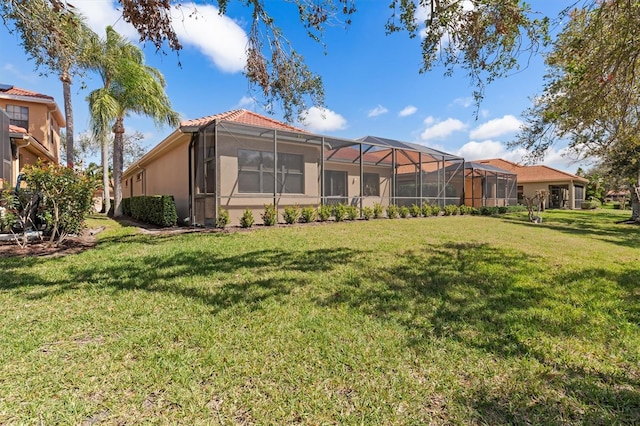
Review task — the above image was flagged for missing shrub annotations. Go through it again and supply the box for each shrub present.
[300,206,317,223]
[386,204,399,219]
[459,205,472,215]
[373,202,384,219]
[283,205,301,224]
[318,204,332,222]
[345,205,359,220]
[240,208,255,228]
[443,205,459,216]
[498,206,508,214]
[216,207,230,229]
[125,195,178,227]
[362,206,374,220]
[581,200,600,210]
[421,204,432,217]
[399,206,410,218]
[409,204,421,217]
[430,205,441,216]
[333,203,347,222]
[20,162,100,245]
[261,204,278,226]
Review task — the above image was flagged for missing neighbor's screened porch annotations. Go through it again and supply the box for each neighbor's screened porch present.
[191,120,465,226]
[464,162,518,208]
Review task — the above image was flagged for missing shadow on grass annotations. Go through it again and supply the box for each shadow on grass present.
[500,211,640,248]
[1,237,364,315]
[317,241,640,424]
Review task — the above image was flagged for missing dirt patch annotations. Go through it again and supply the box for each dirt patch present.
[0,231,98,259]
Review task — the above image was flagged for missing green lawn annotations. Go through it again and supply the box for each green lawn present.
[1,209,639,424]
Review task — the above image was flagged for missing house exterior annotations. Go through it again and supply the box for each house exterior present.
[123,109,465,226]
[464,162,518,207]
[0,84,64,187]
[475,158,588,209]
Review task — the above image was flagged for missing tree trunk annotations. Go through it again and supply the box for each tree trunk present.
[112,116,125,218]
[61,70,74,168]
[101,134,110,214]
[631,184,640,222]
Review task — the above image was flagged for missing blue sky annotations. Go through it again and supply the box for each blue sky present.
[0,0,586,172]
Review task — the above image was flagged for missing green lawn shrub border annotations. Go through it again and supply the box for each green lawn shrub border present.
[123,195,178,227]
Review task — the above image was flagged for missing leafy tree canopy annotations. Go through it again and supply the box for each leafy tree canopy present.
[10,0,551,121]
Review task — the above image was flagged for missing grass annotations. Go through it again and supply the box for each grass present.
[1,209,639,424]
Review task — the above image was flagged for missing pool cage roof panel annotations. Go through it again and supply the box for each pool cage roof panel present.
[204,119,463,163]
[465,162,517,176]
[358,135,464,162]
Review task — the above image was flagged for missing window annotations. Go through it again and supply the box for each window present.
[136,172,143,181]
[6,105,28,130]
[324,170,347,204]
[363,173,380,196]
[517,185,524,201]
[238,149,304,194]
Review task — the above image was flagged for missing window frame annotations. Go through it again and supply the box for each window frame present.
[237,148,304,194]
[6,104,29,130]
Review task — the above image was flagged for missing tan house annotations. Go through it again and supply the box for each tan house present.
[475,158,588,209]
[0,84,64,187]
[123,109,465,226]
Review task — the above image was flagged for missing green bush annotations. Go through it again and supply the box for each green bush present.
[409,204,421,217]
[459,205,472,215]
[333,203,347,222]
[318,205,332,222]
[421,204,432,217]
[373,202,384,219]
[386,204,399,219]
[18,162,100,244]
[261,204,278,226]
[443,205,459,216]
[362,206,374,220]
[430,205,441,216]
[240,208,255,228]
[124,195,178,227]
[300,206,317,223]
[216,207,230,229]
[581,200,600,210]
[345,205,359,220]
[283,205,301,224]
[399,206,410,218]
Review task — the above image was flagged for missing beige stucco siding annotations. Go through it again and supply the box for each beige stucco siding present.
[521,180,584,209]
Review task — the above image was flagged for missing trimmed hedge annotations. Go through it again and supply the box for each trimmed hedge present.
[123,195,178,227]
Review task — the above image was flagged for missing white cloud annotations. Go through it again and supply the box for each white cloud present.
[237,95,256,108]
[171,3,247,73]
[450,97,473,108]
[73,1,247,73]
[73,0,139,40]
[456,140,525,162]
[420,117,467,140]
[480,109,490,119]
[368,105,388,118]
[398,105,417,117]
[469,115,523,139]
[300,107,347,132]
[456,140,588,173]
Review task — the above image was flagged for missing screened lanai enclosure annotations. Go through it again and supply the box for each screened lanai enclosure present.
[190,120,465,226]
[464,162,518,207]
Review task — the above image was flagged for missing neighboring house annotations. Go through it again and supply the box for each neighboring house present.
[605,190,630,203]
[475,158,588,209]
[0,84,64,187]
[464,162,518,208]
[123,109,465,226]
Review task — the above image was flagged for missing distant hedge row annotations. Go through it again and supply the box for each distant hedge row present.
[123,195,177,227]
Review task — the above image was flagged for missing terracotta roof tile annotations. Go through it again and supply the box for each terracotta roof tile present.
[0,85,54,100]
[180,109,306,133]
[9,124,27,134]
[476,158,588,183]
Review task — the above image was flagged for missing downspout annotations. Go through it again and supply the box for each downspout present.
[188,131,197,227]
[320,137,325,205]
[359,142,363,216]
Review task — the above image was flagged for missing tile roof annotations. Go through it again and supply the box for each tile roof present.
[476,158,588,183]
[180,109,306,133]
[9,124,27,134]
[0,84,54,101]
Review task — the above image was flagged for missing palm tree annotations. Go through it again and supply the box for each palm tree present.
[3,0,96,168]
[87,26,179,217]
